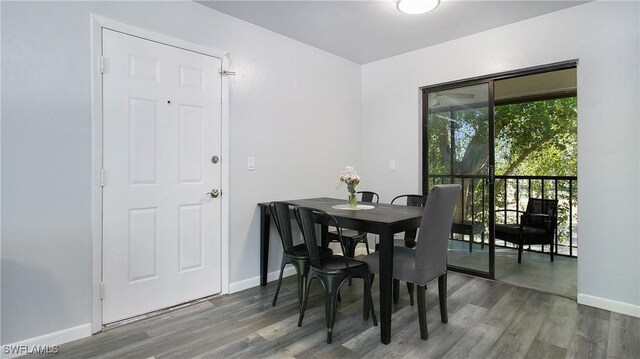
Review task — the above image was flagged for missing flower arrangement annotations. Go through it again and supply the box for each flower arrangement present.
[336,166,361,208]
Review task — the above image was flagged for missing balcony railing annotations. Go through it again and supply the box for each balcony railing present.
[426,174,578,257]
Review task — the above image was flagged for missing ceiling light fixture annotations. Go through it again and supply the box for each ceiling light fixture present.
[396,0,440,15]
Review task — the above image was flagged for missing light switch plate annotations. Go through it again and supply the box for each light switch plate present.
[248,157,255,170]
[389,160,396,171]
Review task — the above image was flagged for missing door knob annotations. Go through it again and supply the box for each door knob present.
[206,189,220,198]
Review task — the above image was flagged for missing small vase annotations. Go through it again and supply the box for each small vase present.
[348,191,358,208]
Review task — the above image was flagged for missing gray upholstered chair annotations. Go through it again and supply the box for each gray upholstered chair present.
[389,193,429,305]
[363,184,461,340]
[390,194,429,249]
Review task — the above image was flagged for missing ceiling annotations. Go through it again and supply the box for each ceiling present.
[197,0,587,64]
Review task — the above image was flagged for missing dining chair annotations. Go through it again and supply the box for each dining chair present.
[294,206,378,344]
[327,191,380,257]
[269,201,333,307]
[391,194,429,248]
[363,184,461,340]
[495,198,558,263]
[390,193,428,305]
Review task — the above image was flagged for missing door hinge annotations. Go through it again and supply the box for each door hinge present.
[100,56,105,74]
[100,282,105,300]
[101,169,105,187]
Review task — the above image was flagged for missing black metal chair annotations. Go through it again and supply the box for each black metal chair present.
[327,191,379,257]
[269,202,333,307]
[391,194,429,248]
[294,206,378,344]
[364,184,461,340]
[390,194,428,305]
[495,198,558,263]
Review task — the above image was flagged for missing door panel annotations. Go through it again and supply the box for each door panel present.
[102,29,222,323]
[425,82,494,277]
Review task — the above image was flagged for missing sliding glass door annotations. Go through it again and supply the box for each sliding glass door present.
[423,82,495,278]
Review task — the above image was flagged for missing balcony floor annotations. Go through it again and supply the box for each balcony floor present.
[448,240,577,298]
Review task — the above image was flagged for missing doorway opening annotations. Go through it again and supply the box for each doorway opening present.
[422,62,578,298]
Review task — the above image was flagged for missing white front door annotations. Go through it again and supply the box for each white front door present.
[102,29,222,323]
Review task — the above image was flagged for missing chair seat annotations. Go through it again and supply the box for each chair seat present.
[495,223,547,236]
[289,244,333,257]
[328,229,366,239]
[317,255,368,273]
[364,247,438,286]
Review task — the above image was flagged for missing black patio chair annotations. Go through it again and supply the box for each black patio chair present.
[494,198,558,263]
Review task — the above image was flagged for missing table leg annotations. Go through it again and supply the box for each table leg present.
[379,227,394,344]
[260,206,271,287]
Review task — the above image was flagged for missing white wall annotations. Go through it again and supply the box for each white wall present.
[1,1,361,345]
[361,2,639,313]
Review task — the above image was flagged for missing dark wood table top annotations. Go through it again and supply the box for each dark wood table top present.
[259,197,424,235]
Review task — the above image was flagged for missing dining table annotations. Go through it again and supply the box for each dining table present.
[258,197,425,344]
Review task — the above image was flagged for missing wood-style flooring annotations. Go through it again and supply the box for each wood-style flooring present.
[30,273,639,359]
[448,241,578,298]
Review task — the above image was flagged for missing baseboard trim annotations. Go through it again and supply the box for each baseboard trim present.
[229,266,297,293]
[577,293,640,318]
[1,323,91,359]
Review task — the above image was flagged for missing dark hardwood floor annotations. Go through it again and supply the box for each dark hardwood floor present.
[31,273,639,358]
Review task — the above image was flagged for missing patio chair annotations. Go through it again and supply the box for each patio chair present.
[494,198,558,263]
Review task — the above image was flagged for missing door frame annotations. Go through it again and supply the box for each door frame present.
[419,59,578,280]
[421,79,496,279]
[90,15,231,334]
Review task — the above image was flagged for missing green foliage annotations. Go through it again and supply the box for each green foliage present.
[426,96,578,250]
[495,98,577,176]
[428,97,577,177]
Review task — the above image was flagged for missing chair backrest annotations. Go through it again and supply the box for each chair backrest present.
[414,185,461,284]
[358,191,379,203]
[526,198,558,216]
[294,207,344,268]
[391,194,428,207]
[269,202,299,254]
[391,194,428,242]
[525,198,558,230]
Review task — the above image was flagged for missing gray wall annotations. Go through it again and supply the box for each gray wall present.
[1,1,361,344]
